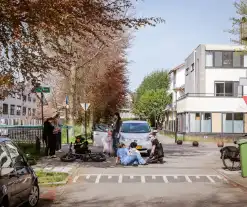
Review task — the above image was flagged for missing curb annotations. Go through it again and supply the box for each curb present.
[216,170,247,192]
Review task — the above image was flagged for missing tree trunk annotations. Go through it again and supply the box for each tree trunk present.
[69,65,77,126]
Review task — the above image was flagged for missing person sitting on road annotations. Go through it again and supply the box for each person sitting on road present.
[147,136,164,164]
[116,143,147,166]
[129,142,141,156]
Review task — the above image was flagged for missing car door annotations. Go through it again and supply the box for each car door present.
[4,141,33,203]
[93,124,108,147]
[0,143,18,207]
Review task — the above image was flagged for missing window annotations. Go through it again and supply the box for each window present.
[215,52,222,67]
[233,52,242,67]
[16,105,21,116]
[189,113,200,132]
[185,68,189,76]
[13,119,19,125]
[0,144,12,169]
[201,113,212,132]
[191,63,194,72]
[222,51,233,67]
[223,113,233,133]
[32,109,36,116]
[23,107,26,116]
[3,104,8,115]
[215,82,239,97]
[206,51,213,67]
[17,94,21,99]
[206,50,247,68]
[5,141,26,169]
[28,94,31,102]
[10,105,15,115]
[23,95,26,102]
[28,108,31,116]
[234,113,244,133]
[120,122,151,133]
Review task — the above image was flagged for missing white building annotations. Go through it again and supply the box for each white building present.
[120,93,137,119]
[176,44,247,135]
[164,63,185,131]
[0,89,40,126]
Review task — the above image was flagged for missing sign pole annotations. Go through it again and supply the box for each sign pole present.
[84,103,87,140]
[65,105,69,144]
[41,92,44,125]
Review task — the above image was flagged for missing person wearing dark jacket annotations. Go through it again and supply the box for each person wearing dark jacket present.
[112,112,122,157]
[43,118,56,158]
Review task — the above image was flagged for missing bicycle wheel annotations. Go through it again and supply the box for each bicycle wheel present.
[222,150,241,171]
[89,152,106,162]
[60,153,77,162]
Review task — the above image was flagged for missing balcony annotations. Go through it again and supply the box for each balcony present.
[177,93,247,113]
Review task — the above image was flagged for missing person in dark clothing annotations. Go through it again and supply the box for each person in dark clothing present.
[53,113,62,152]
[147,136,164,164]
[112,112,122,157]
[43,117,56,158]
[43,118,52,156]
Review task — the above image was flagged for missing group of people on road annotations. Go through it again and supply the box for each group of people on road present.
[42,113,62,158]
[111,112,164,166]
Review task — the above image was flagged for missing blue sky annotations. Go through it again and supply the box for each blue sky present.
[127,0,237,91]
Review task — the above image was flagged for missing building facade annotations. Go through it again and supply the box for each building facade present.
[0,90,40,126]
[164,63,185,131]
[176,44,247,135]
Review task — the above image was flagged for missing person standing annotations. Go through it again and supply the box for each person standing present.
[43,118,51,156]
[112,112,122,157]
[54,113,62,152]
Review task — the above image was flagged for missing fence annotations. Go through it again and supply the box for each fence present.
[0,125,43,144]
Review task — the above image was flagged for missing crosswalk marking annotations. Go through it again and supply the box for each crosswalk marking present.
[73,174,227,184]
[206,176,215,183]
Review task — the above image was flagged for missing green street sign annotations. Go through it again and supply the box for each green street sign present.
[35,87,50,93]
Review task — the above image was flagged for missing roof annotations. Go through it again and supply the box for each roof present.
[122,120,148,124]
[169,63,185,74]
[0,137,11,142]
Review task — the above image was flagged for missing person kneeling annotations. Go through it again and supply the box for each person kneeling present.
[147,137,164,164]
[116,143,147,166]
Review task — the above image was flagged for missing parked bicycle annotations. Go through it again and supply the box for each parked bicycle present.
[220,140,241,171]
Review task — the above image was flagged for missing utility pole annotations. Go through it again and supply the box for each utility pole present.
[65,95,69,143]
[41,92,44,126]
[84,102,87,140]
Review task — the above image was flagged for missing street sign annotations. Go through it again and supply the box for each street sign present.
[35,87,50,93]
[81,103,90,111]
[239,77,247,86]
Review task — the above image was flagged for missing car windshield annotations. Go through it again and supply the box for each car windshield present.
[121,122,151,133]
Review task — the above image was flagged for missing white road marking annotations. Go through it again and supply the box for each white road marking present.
[130,176,134,179]
[141,176,145,183]
[152,175,156,179]
[207,176,215,183]
[196,176,200,179]
[86,175,90,179]
[118,175,123,183]
[95,175,101,184]
[174,175,178,179]
[73,176,79,183]
[163,176,169,183]
[185,176,192,183]
[217,175,222,179]
[108,175,112,179]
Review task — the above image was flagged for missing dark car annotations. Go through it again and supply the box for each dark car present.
[0,137,39,207]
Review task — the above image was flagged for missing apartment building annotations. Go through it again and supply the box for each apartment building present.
[0,90,40,126]
[164,63,185,131]
[176,44,247,135]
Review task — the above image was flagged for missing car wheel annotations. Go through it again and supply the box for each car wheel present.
[28,184,39,207]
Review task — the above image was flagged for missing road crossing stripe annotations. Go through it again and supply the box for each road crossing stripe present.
[118,175,123,183]
[141,176,145,183]
[206,176,215,183]
[95,175,101,184]
[73,176,79,183]
[185,175,192,183]
[163,176,169,183]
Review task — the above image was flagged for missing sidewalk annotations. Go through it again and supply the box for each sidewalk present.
[217,169,247,191]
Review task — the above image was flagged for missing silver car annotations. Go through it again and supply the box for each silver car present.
[119,120,152,155]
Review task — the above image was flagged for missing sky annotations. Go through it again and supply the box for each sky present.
[127,0,237,91]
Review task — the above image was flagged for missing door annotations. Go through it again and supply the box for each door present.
[93,124,108,147]
[4,141,33,203]
[0,143,18,207]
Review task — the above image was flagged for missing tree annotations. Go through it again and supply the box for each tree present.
[0,0,165,98]
[133,70,171,126]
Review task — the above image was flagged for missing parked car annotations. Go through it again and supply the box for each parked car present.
[0,137,39,207]
[119,120,152,155]
[92,124,110,147]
